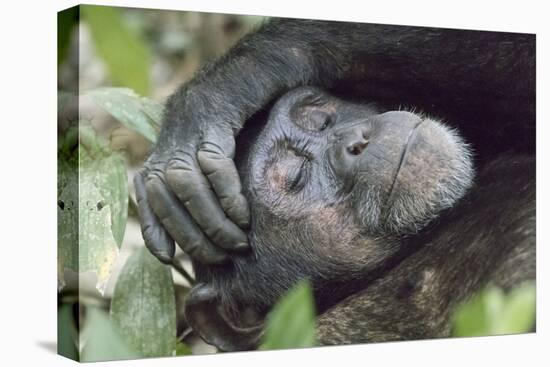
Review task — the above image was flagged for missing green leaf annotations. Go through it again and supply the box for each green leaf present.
[58,126,128,292]
[79,125,128,248]
[57,147,78,289]
[97,154,128,247]
[140,96,165,127]
[452,282,536,337]
[58,304,79,361]
[81,307,139,362]
[110,247,177,357]
[175,341,192,356]
[57,90,74,115]
[57,7,78,66]
[260,280,317,350]
[78,153,120,293]
[87,87,163,142]
[81,5,151,95]
[493,282,536,334]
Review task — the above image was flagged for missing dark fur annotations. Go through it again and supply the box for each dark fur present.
[140,19,535,350]
[195,87,475,314]
[189,89,535,350]
[317,155,535,344]
[162,19,534,162]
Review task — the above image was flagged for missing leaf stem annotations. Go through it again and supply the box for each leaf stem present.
[171,260,195,286]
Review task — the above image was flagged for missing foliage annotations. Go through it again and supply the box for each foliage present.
[57,126,128,293]
[58,116,183,361]
[110,247,177,357]
[260,280,318,350]
[57,90,74,115]
[81,5,151,95]
[57,7,78,66]
[81,307,140,362]
[56,8,269,361]
[58,83,173,360]
[80,125,129,248]
[57,131,78,289]
[57,304,78,360]
[176,342,193,356]
[86,87,163,143]
[452,282,536,337]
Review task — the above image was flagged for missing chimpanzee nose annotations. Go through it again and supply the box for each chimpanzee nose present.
[342,126,370,156]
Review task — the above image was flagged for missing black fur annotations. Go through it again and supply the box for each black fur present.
[189,87,534,350]
[134,19,535,350]
[317,155,535,344]
[195,86,476,314]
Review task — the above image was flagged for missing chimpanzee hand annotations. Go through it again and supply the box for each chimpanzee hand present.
[134,87,251,265]
[132,19,338,265]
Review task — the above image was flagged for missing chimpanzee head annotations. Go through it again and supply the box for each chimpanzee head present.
[185,87,474,351]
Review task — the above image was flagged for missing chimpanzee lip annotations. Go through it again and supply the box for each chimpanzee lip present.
[384,118,426,208]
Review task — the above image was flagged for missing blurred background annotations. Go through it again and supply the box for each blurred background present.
[60,6,265,162]
[58,5,267,360]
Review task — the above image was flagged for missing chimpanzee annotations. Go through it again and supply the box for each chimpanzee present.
[182,87,534,350]
[132,19,535,350]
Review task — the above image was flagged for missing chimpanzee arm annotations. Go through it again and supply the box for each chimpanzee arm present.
[135,18,534,264]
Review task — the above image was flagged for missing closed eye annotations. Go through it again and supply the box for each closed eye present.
[310,110,333,131]
[286,156,309,192]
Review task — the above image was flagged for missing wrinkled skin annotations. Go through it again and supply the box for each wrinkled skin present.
[244,87,473,237]
[184,87,478,351]
[134,19,534,266]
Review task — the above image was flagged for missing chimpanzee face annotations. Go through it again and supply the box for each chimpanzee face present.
[246,86,473,237]
[186,87,474,350]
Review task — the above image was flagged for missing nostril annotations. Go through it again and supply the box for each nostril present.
[347,141,369,156]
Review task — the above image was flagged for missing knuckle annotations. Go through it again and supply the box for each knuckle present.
[144,171,165,194]
[168,149,196,169]
[199,134,235,158]
[220,195,240,211]
[142,224,154,240]
[199,141,226,157]
[202,219,226,239]
[223,194,248,213]
[184,241,201,256]
[134,167,147,180]
[178,238,204,259]
[166,152,196,183]
[143,153,166,170]
[197,144,229,169]
[197,150,221,167]
[133,170,148,198]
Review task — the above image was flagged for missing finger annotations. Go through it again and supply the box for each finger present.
[145,170,229,265]
[198,139,250,229]
[165,150,249,252]
[134,170,175,264]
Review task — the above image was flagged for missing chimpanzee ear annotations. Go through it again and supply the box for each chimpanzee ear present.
[184,283,264,352]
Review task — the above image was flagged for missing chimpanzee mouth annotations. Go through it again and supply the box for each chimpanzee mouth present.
[384,118,426,208]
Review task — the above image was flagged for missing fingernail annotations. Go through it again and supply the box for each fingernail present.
[239,219,250,229]
[203,250,229,265]
[235,241,249,251]
[154,250,173,264]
